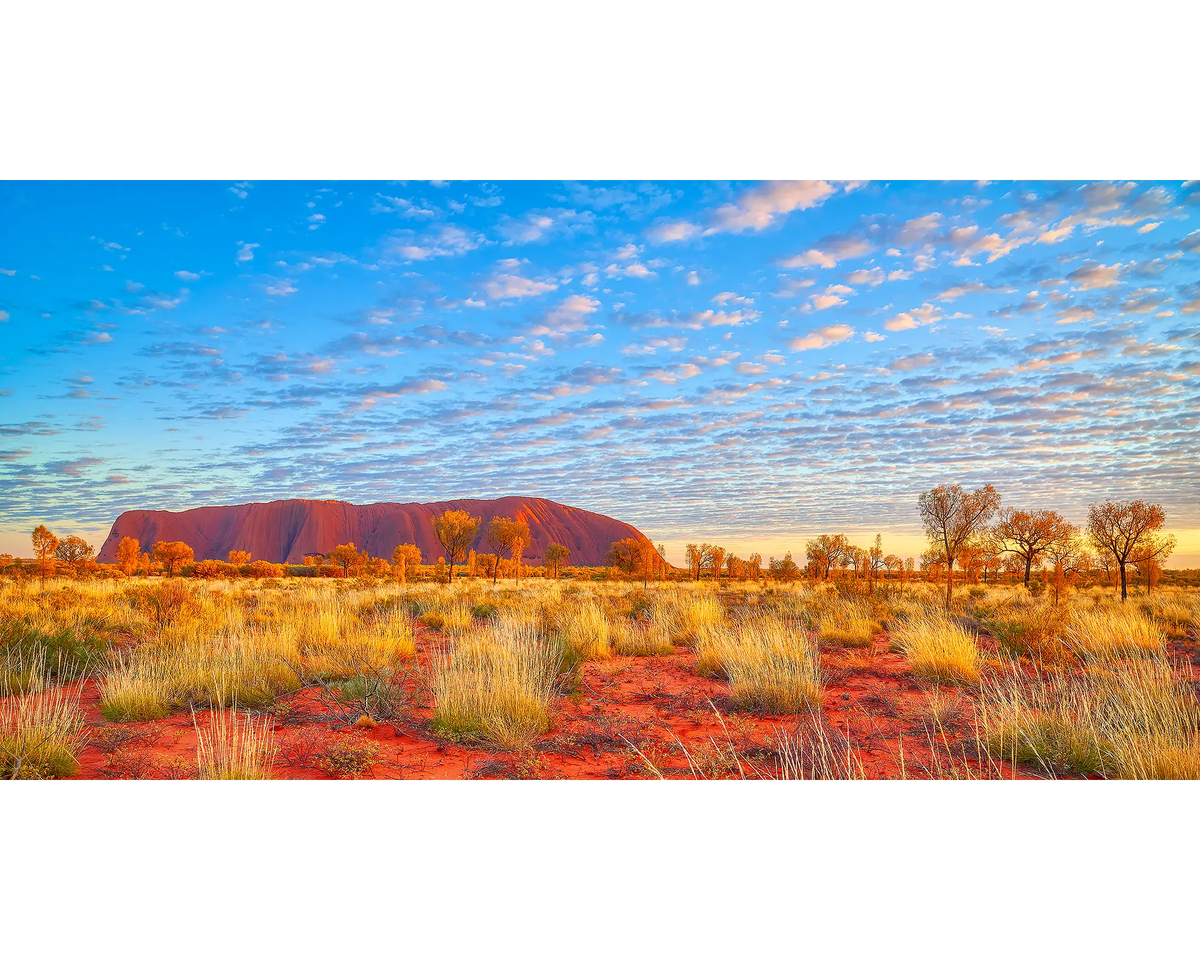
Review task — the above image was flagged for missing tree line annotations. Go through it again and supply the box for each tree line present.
[6,495,1180,600]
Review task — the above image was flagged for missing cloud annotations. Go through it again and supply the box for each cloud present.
[888,352,935,372]
[236,242,259,262]
[708,180,839,233]
[389,224,485,260]
[884,304,946,331]
[46,457,103,477]
[266,278,297,297]
[936,281,1012,302]
[647,219,701,243]
[497,208,592,244]
[1179,230,1200,254]
[1066,262,1123,290]
[777,235,875,269]
[788,323,854,351]
[530,295,601,337]
[174,270,201,281]
[484,268,559,300]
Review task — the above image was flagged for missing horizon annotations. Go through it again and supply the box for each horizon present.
[2,180,1198,566]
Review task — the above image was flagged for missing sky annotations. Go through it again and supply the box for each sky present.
[1,180,1198,566]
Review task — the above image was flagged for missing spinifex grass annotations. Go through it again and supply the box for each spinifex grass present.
[978,657,1200,778]
[814,596,875,648]
[0,669,88,779]
[194,708,279,780]
[559,600,612,660]
[611,617,675,656]
[430,615,558,749]
[694,616,822,713]
[1064,606,1165,660]
[891,610,981,684]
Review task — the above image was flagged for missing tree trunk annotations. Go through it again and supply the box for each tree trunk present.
[493,552,500,586]
[945,560,954,610]
[1119,561,1127,602]
[1023,555,1031,587]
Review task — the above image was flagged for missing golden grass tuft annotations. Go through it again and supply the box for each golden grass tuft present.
[891,610,980,684]
[195,708,278,779]
[979,657,1200,778]
[611,617,675,657]
[1064,606,1165,660]
[559,600,612,660]
[814,597,875,648]
[694,616,822,713]
[0,671,87,779]
[430,615,557,749]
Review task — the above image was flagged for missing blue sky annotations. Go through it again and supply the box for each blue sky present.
[1,180,1198,564]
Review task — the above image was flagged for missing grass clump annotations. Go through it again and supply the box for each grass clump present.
[695,616,822,713]
[1063,607,1164,660]
[979,658,1200,778]
[815,597,875,648]
[611,617,675,657]
[195,708,278,779]
[987,602,1070,662]
[891,610,980,685]
[0,672,88,779]
[430,615,557,749]
[559,600,612,661]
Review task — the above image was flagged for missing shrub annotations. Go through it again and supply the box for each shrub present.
[315,736,380,778]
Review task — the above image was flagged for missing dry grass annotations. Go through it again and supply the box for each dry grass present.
[558,600,612,660]
[195,708,279,779]
[695,616,822,713]
[891,610,981,684]
[430,614,558,749]
[0,670,88,779]
[815,596,875,648]
[1064,607,1165,660]
[611,617,675,656]
[979,657,1200,778]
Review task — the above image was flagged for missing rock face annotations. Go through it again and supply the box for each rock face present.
[97,497,650,567]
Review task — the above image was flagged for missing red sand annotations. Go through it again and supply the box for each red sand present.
[69,624,1170,781]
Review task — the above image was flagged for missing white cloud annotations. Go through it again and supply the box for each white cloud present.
[708,180,839,233]
[788,323,854,351]
[530,294,601,337]
[1066,262,1122,290]
[647,219,701,243]
[174,270,200,281]
[391,224,485,261]
[266,278,297,296]
[236,241,259,262]
[884,303,945,332]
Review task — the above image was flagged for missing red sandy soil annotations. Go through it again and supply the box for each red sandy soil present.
[97,496,649,567]
[71,625,1200,780]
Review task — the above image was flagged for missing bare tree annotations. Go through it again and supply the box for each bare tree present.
[1086,499,1175,602]
[992,508,1075,588]
[917,483,1001,608]
[805,534,850,580]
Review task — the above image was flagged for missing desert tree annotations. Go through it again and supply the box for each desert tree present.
[327,543,362,578]
[805,534,850,580]
[1086,499,1175,602]
[769,552,801,582]
[153,540,195,578]
[228,549,251,566]
[510,519,530,583]
[707,546,727,581]
[657,543,668,580]
[115,536,141,576]
[917,483,1001,608]
[992,508,1075,588]
[485,517,520,585]
[867,535,886,591]
[544,542,569,579]
[54,536,95,577]
[1044,525,1087,605]
[432,509,482,585]
[684,543,714,581]
[31,524,59,583]
[609,537,660,586]
[726,553,741,580]
[746,552,762,582]
[391,543,422,584]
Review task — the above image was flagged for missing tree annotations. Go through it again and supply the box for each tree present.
[544,542,569,579]
[867,535,886,591]
[917,483,1001,608]
[391,543,421,584]
[746,553,762,582]
[707,546,727,581]
[228,550,251,566]
[55,536,95,576]
[32,525,59,583]
[116,536,141,576]
[485,517,521,585]
[993,508,1075,588]
[432,509,481,585]
[1086,499,1175,602]
[608,538,659,586]
[769,552,801,582]
[509,519,530,583]
[805,534,850,580]
[153,540,195,577]
[1045,527,1087,605]
[327,543,362,578]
